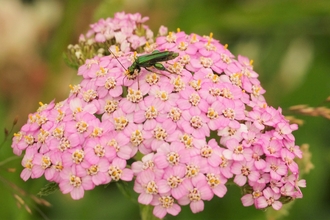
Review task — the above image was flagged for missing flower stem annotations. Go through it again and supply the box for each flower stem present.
[139,204,160,220]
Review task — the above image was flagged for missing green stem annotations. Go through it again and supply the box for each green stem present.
[0,155,22,167]
[139,204,161,220]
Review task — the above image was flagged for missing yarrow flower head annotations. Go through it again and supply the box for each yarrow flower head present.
[12,12,306,218]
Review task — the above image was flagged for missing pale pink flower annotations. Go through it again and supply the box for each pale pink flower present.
[248,108,273,130]
[269,179,283,194]
[204,167,228,198]
[65,112,96,139]
[46,151,64,182]
[95,68,124,98]
[217,147,234,179]
[261,138,282,158]
[177,178,213,213]
[180,109,210,139]
[133,95,167,130]
[147,120,179,151]
[128,35,146,49]
[256,187,282,210]
[177,87,209,115]
[264,157,288,181]
[250,144,267,170]
[119,88,145,114]
[184,156,208,184]
[231,160,260,186]
[11,131,24,156]
[194,139,222,167]
[62,147,86,168]
[160,165,188,199]
[241,183,265,207]
[248,172,270,189]
[59,165,94,200]
[281,174,306,198]
[154,142,190,169]
[108,109,133,132]
[70,95,98,114]
[17,127,38,152]
[223,138,253,161]
[131,153,164,179]
[241,128,259,147]
[99,95,121,121]
[138,72,172,95]
[102,131,133,160]
[281,148,298,173]
[149,82,180,112]
[106,158,133,183]
[32,152,52,179]
[78,57,101,78]
[205,101,229,130]
[78,158,110,186]
[280,182,295,197]
[158,25,168,36]
[151,194,181,218]
[128,13,149,23]
[119,122,152,155]
[273,122,294,140]
[283,139,302,158]
[218,121,247,145]
[134,170,162,205]
[83,138,116,164]
[20,146,38,181]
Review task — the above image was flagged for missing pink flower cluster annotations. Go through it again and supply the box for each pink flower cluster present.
[79,12,153,53]
[12,12,305,219]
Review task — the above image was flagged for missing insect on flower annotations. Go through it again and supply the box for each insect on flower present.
[109,48,179,80]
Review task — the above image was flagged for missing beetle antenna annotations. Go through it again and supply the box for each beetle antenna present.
[109,47,128,71]
[109,47,130,86]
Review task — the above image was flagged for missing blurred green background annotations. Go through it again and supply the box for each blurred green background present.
[0,0,329,219]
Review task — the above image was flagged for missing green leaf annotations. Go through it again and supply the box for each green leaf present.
[62,53,79,70]
[37,182,59,197]
[116,181,138,204]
